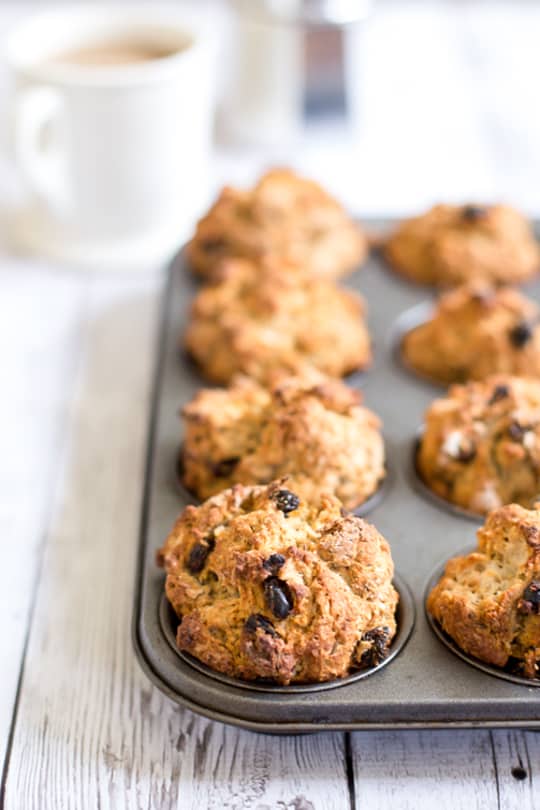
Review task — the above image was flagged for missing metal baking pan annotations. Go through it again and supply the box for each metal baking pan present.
[133,221,540,731]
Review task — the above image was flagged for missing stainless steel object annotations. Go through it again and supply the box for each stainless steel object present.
[230,1,372,26]
[219,0,372,144]
[133,223,540,731]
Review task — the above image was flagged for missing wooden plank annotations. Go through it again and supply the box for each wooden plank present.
[0,264,87,771]
[491,730,540,810]
[176,724,349,810]
[350,730,500,810]
[1,276,350,810]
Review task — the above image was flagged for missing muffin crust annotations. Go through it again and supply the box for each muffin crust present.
[385,204,539,286]
[184,258,371,384]
[402,284,540,384]
[418,376,540,515]
[182,373,385,509]
[187,168,367,281]
[159,480,398,685]
[427,503,540,678]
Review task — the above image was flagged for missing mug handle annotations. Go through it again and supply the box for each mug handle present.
[13,85,68,212]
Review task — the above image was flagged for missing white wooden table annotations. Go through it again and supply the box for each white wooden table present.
[2,2,540,807]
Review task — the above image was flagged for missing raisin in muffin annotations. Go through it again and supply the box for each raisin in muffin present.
[158,479,398,685]
[181,373,385,509]
[402,284,540,384]
[385,204,539,286]
[187,168,367,281]
[184,258,371,384]
[417,376,540,515]
[427,503,540,678]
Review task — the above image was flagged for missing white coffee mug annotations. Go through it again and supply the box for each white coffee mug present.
[5,5,216,270]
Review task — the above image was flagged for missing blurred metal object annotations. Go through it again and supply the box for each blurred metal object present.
[220,0,372,145]
[230,0,371,26]
[304,23,346,117]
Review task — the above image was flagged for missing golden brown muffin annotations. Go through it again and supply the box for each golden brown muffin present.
[417,376,540,515]
[184,257,371,384]
[181,373,385,509]
[158,479,398,685]
[385,204,539,286]
[427,503,540,678]
[402,284,540,384]
[187,168,367,281]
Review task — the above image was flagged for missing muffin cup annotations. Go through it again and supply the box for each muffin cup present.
[159,572,415,694]
[425,551,540,687]
[391,301,452,388]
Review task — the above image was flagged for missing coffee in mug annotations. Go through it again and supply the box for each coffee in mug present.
[47,39,180,67]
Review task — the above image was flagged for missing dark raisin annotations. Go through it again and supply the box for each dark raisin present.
[470,288,494,306]
[359,626,391,668]
[187,535,215,574]
[263,576,294,619]
[461,205,488,223]
[272,489,300,516]
[212,457,240,477]
[488,384,510,405]
[506,656,525,676]
[511,767,527,781]
[523,524,540,547]
[457,444,477,463]
[517,580,540,615]
[508,422,526,441]
[509,321,533,348]
[200,237,226,254]
[244,613,278,637]
[262,553,286,574]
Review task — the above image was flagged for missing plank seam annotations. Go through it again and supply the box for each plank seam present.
[489,730,502,810]
[344,733,356,810]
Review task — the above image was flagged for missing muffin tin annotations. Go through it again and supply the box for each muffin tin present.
[133,221,540,731]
